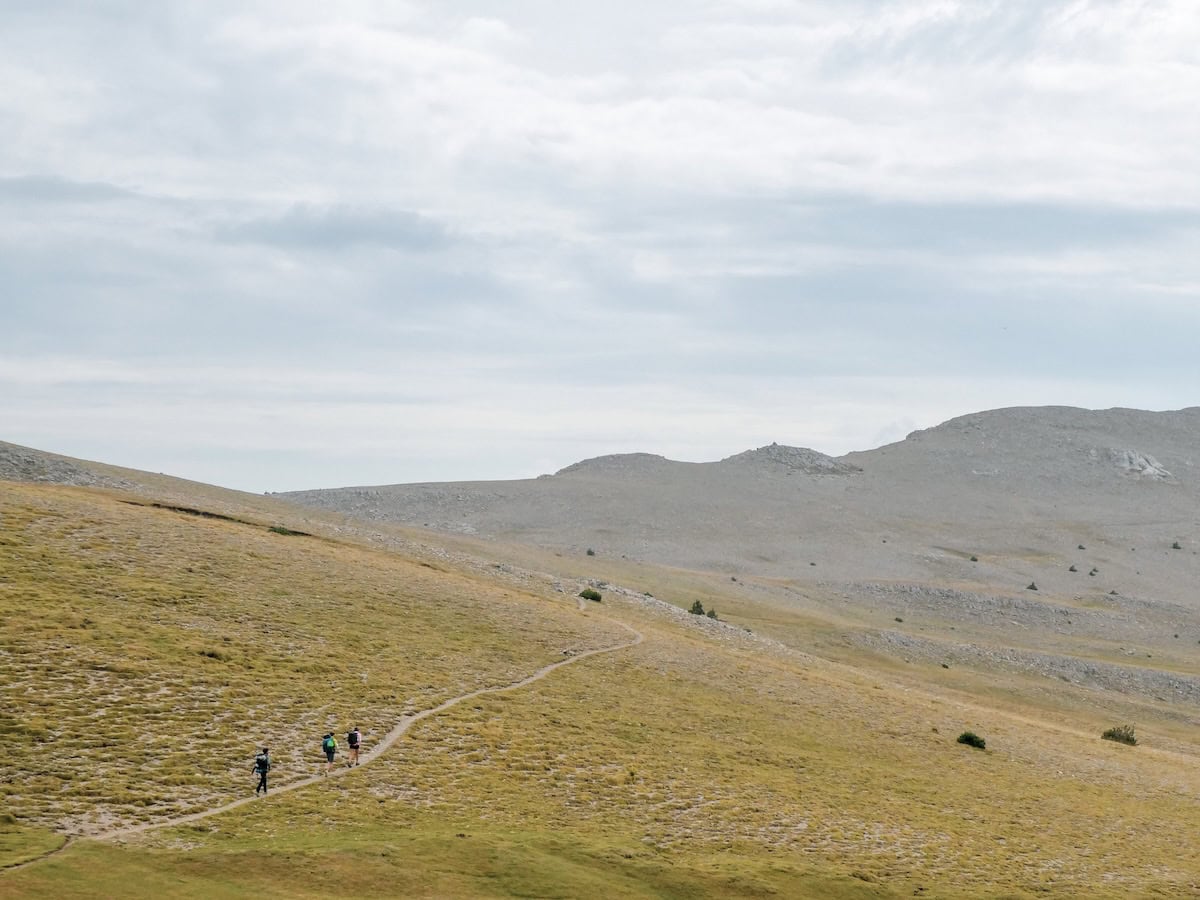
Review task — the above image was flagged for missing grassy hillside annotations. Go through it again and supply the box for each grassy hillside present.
[5,478,1200,897]
[0,482,620,834]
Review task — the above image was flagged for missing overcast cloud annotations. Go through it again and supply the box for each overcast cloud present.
[2,1,1198,491]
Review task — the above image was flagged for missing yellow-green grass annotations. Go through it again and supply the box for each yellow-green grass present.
[0,820,65,869]
[7,480,1200,897]
[14,608,1200,897]
[0,826,911,899]
[0,482,622,835]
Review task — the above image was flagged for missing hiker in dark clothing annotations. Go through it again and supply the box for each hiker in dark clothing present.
[254,747,271,794]
[347,726,362,767]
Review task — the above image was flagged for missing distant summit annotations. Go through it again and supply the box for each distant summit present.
[719,443,860,475]
[554,446,861,477]
[880,406,1195,485]
[555,453,671,476]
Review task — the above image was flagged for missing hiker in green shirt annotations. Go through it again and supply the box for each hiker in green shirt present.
[321,732,338,775]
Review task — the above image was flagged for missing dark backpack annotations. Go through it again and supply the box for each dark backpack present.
[347,731,360,748]
[255,753,270,772]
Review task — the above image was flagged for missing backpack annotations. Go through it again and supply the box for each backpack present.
[255,753,270,772]
[347,730,360,747]
[323,735,335,751]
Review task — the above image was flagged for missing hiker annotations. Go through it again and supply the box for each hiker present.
[322,732,338,774]
[253,747,271,795]
[347,726,362,767]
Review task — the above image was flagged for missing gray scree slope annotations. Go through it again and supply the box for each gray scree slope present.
[275,406,1200,603]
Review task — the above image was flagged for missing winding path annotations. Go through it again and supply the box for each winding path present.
[4,610,643,870]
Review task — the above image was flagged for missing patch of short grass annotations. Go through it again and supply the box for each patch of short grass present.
[0,821,65,869]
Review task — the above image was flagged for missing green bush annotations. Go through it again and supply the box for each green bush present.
[578,588,602,602]
[689,600,705,616]
[956,731,986,750]
[586,548,595,556]
[706,608,718,620]
[1101,724,1137,746]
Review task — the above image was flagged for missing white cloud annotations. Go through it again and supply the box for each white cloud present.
[2,1,1198,489]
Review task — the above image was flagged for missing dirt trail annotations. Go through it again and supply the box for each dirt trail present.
[3,613,643,870]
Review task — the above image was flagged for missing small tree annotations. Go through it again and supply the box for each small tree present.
[956,731,986,750]
[689,600,705,616]
[1101,724,1137,746]
[706,608,718,620]
[579,588,602,602]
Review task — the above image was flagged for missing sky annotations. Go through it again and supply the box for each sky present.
[3,1,1199,493]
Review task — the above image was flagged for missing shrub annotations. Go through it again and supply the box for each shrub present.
[1172,541,1182,550]
[586,548,595,556]
[956,731,986,749]
[706,608,718,620]
[578,588,602,602]
[1101,724,1137,746]
[970,555,978,562]
[1068,565,1077,572]
[1026,582,1038,591]
[689,600,705,616]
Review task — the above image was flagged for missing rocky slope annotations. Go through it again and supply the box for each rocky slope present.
[271,407,1200,599]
